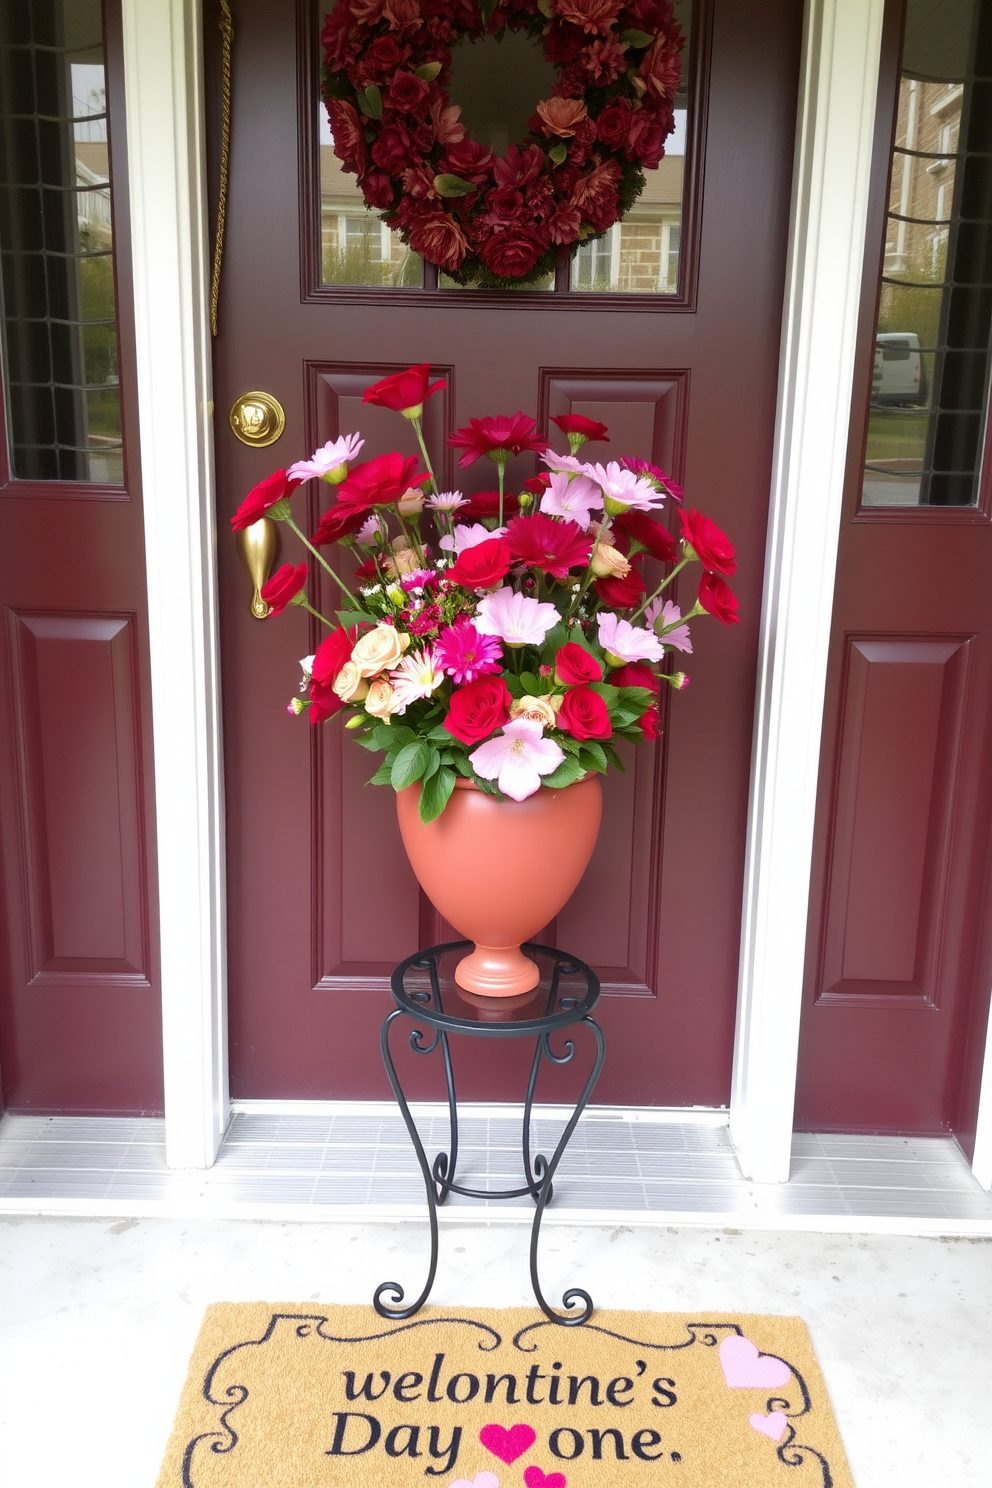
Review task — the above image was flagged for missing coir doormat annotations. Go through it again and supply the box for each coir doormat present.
[157,1304,854,1488]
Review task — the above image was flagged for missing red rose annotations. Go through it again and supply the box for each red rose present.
[543,21,585,64]
[230,468,300,531]
[614,510,679,564]
[555,642,603,685]
[698,571,741,626]
[309,625,356,723]
[625,110,665,168]
[359,170,395,209]
[447,536,512,590]
[480,228,545,279]
[557,685,612,740]
[367,35,404,72]
[595,567,646,608]
[388,70,430,112]
[679,509,737,575]
[444,676,512,745]
[326,99,367,175]
[337,452,429,509]
[609,662,659,693]
[363,362,446,415]
[640,705,663,740]
[407,211,469,273]
[443,138,494,183]
[260,562,307,617]
[371,121,414,174]
[596,97,632,149]
[481,187,527,230]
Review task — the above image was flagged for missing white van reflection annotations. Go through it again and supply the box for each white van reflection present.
[872,332,928,407]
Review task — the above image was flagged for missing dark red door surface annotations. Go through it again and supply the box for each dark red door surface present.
[797,0,992,1143]
[212,0,802,1102]
[0,0,162,1114]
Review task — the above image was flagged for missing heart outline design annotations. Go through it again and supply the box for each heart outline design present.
[523,1469,567,1488]
[448,1474,500,1488]
[719,1335,792,1389]
[749,1410,789,1443]
[479,1424,537,1465]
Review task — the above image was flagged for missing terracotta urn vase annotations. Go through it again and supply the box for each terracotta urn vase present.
[396,775,602,998]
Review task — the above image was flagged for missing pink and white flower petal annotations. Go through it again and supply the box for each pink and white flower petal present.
[542,449,588,476]
[388,647,445,709]
[596,612,666,664]
[439,521,509,554]
[645,597,693,653]
[287,433,364,481]
[539,472,603,528]
[426,490,467,512]
[474,587,561,646]
[583,460,663,512]
[469,718,565,802]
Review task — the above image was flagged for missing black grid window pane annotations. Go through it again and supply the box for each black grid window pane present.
[0,0,123,485]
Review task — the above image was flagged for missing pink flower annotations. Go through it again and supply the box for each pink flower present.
[439,521,508,554]
[475,587,560,647]
[426,490,466,512]
[584,460,664,514]
[506,512,592,578]
[645,597,693,652]
[288,433,364,483]
[435,618,503,683]
[388,646,445,710]
[542,449,588,476]
[624,458,683,502]
[539,470,603,528]
[469,718,565,802]
[596,612,665,665]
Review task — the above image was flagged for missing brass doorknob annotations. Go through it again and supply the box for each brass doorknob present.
[229,389,286,447]
[236,516,280,618]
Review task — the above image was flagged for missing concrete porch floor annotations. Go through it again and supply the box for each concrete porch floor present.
[1,1213,990,1487]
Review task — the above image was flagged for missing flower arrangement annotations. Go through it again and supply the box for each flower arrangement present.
[232,362,739,823]
[321,0,684,288]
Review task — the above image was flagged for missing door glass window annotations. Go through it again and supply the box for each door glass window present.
[860,0,992,508]
[0,0,123,484]
[317,0,692,296]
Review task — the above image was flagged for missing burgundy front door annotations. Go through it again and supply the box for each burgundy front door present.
[211,0,802,1102]
[797,0,992,1143]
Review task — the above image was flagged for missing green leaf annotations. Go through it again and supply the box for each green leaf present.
[616,686,654,708]
[602,742,625,771]
[419,766,456,823]
[560,737,583,756]
[426,723,454,743]
[422,747,441,782]
[391,740,431,789]
[434,173,476,198]
[479,0,499,21]
[355,731,384,752]
[579,741,608,773]
[548,141,567,167]
[357,84,382,120]
[336,610,368,629]
[449,749,474,778]
[368,760,394,786]
[541,757,587,790]
[540,623,568,665]
[621,28,653,47]
[520,671,540,696]
[503,674,525,698]
[374,722,413,751]
[414,61,442,80]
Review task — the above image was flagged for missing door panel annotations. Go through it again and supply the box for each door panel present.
[212,0,802,1102]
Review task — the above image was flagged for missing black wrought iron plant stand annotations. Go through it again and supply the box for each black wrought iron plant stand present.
[375,941,605,1327]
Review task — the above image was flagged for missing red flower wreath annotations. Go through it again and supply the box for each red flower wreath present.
[321,0,684,289]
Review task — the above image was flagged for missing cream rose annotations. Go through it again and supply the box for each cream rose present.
[365,676,402,719]
[397,488,426,516]
[510,695,560,729]
[332,660,369,702]
[351,622,410,677]
[590,541,631,578]
[384,546,424,577]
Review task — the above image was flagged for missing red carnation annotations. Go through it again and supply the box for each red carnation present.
[613,510,679,564]
[260,562,307,617]
[548,201,583,245]
[443,138,494,183]
[571,158,622,233]
[230,468,301,531]
[679,509,737,575]
[309,625,356,723]
[521,475,551,496]
[447,536,512,590]
[551,414,609,443]
[480,228,546,280]
[444,675,512,745]
[337,452,429,509]
[640,35,683,103]
[388,70,430,112]
[595,567,646,608]
[506,513,592,578]
[557,685,612,740]
[407,211,469,273]
[449,413,548,468]
[454,490,521,521]
[555,642,603,685]
[363,363,446,416]
[311,501,368,545]
[698,571,741,626]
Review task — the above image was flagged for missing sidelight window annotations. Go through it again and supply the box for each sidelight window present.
[859,0,992,508]
[0,0,124,485]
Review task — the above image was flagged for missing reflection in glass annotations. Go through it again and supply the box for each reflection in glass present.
[861,0,992,507]
[571,132,685,293]
[0,0,123,482]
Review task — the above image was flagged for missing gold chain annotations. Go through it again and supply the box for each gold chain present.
[210,0,233,337]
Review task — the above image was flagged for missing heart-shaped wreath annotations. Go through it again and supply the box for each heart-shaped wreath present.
[321,0,684,289]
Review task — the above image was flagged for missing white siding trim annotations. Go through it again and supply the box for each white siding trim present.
[731,0,886,1182]
[120,0,228,1168]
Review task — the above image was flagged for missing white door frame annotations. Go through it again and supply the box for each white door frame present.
[120,0,992,1185]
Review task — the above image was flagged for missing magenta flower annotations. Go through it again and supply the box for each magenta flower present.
[624,457,683,502]
[435,618,503,683]
[448,413,548,468]
[469,718,565,801]
[474,587,561,647]
[506,512,592,578]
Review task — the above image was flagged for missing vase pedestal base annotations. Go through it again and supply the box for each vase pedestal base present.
[454,943,540,998]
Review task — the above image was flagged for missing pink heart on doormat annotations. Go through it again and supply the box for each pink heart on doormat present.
[449,1475,501,1488]
[719,1335,791,1389]
[749,1411,789,1443]
[479,1424,537,1465]
[524,1469,566,1488]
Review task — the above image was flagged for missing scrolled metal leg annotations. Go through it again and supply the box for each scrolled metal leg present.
[432,1031,459,1205]
[529,1017,606,1326]
[521,1038,550,1203]
[373,1009,440,1319]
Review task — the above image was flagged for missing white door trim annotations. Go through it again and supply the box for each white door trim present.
[120,0,229,1168]
[730,0,886,1182]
